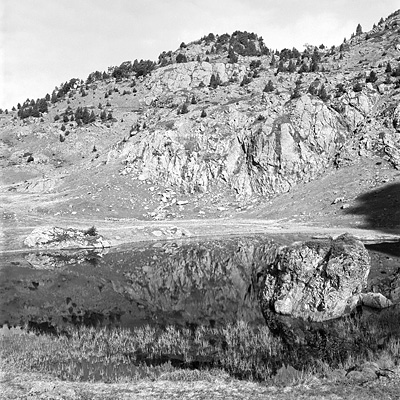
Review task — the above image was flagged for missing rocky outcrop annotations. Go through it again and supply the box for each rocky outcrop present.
[24,226,111,250]
[146,61,247,97]
[121,93,349,198]
[259,234,371,322]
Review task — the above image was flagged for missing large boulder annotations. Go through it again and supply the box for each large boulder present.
[259,233,370,322]
[256,234,374,368]
[24,226,111,250]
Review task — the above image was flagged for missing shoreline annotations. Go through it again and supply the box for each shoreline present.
[2,218,399,254]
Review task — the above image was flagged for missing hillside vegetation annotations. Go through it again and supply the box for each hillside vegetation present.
[1,12,400,239]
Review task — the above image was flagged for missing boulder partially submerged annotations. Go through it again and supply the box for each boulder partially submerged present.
[259,233,371,322]
[24,226,111,250]
[256,233,396,368]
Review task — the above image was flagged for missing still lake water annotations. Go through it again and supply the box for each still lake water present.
[0,234,299,331]
[1,234,396,333]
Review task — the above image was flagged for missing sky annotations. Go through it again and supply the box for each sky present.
[1,0,398,109]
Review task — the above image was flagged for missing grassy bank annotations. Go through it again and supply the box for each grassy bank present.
[1,312,400,385]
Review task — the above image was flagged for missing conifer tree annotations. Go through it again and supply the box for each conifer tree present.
[180,103,189,114]
[82,107,90,124]
[318,84,329,101]
[228,47,238,63]
[366,70,378,83]
[51,91,57,104]
[38,98,48,113]
[89,110,96,123]
[356,23,363,35]
[277,61,286,73]
[291,79,302,99]
[209,73,220,88]
[263,80,275,92]
[288,60,296,73]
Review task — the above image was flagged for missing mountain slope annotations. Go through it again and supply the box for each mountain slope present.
[1,10,400,248]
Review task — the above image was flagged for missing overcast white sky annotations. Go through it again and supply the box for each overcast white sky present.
[1,0,398,109]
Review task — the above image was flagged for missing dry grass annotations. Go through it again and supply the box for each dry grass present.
[1,310,399,386]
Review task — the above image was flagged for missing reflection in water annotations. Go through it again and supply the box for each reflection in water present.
[0,236,281,330]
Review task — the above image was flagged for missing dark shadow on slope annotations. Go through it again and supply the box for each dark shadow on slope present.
[344,183,400,234]
[365,241,400,257]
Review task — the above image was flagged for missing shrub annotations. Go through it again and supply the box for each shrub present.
[209,74,221,89]
[54,114,60,122]
[318,84,329,101]
[276,61,286,73]
[353,82,363,92]
[392,66,400,77]
[335,83,346,97]
[249,60,261,70]
[263,80,274,93]
[240,75,252,86]
[291,79,302,99]
[180,103,189,114]
[84,226,97,236]
[200,109,207,118]
[366,71,378,83]
[298,63,309,73]
[176,53,188,63]
[287,60,296,73]
[228,48,238,63]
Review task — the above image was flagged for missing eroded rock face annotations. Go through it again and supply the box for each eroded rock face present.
[24,226,111,250]
[146,61,247,96]
[259,234,371,322]
[121,93,348,199]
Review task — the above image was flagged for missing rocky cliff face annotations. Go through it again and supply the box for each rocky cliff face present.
[120,87,351,198]
[111,13,400,200]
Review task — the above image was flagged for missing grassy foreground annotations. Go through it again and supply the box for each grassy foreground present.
[1,311,400,386]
